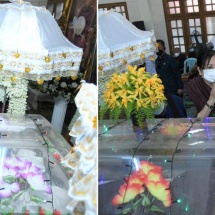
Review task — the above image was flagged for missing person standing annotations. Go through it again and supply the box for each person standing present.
[173,47,187,74]
[155,40,184,96]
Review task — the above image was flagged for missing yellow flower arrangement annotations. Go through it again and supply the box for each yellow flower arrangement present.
[100,65,166,127]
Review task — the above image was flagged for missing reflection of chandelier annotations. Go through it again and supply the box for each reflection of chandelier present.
[0,1,83,114]
[0,1,83,81]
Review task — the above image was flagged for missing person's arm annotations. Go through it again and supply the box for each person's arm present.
[170,57,184,93]
[197,82,215,118]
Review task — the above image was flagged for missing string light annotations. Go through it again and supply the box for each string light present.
[177,199,182,204]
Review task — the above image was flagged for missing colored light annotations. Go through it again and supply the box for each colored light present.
[185,206,189,211]
[164,159,167,163]
[177,199,182,203]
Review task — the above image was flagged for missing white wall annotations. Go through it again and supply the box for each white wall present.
[98,0,170,53]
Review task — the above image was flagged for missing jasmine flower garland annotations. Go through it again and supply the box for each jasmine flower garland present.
[0,77,28,114]
[29,74,83,103]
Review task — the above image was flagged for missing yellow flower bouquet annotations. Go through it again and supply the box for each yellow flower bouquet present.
[99,65,166,127]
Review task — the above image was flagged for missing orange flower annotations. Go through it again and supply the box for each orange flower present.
[112,183,144,206]
[147,169,163,182]
[139,161,162,175]
[161,122,187,136]
[145,179,171,207]
[126,171,146,186]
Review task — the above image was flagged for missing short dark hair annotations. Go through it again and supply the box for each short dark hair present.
[156,39,166,50]
[197,49,215,69]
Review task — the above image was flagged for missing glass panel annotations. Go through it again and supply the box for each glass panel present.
[175,1,180,6]
[193,0,198,4]
[115,6,121,12]
[168,2,174,7]
[196,27,202,33]
[206,5,212,10]
[171,20,176,28]
[173,38,179,44]
[179,37,185,44]
[172,29,178,36]
[170,8,176,14]
[189,19,195,26]
[176,8,181,13]
[188,7,194,12]
[206,17,215,34]
[178,29,183,36]
[194,6,199,12]
[195,18,200,26]
[190,27,196,33]
[177,20,182,27]
[187,0,192,6]
[181,45,185,52]
[213,5,215,10]
[208,35,214,41]
[206,0,212,3]
[213,0,215,3]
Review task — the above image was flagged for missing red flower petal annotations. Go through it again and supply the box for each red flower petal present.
[53,209,61,215]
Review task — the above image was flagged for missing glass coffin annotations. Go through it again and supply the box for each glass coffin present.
[0,114,71,214]
[99,118,215,215]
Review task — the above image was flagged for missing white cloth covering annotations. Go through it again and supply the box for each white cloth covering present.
[98,10,157,72]
[0,2,83,80]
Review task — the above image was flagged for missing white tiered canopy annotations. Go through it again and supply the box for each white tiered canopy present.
[0,1,83,80]
[98,10,157,103]
[98,10,157,73]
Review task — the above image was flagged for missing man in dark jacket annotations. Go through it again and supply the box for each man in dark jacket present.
[155,40,184,96]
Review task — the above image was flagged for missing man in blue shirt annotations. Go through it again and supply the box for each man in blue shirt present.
[155,40,184,96]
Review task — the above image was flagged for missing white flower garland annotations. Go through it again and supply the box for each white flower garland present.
[61,82,98,215]
[0,77,28,114]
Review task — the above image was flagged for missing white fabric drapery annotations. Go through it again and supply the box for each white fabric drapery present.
[0,2,83,80]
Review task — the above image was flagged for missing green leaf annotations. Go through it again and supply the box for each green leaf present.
[19,178,27,184]
[132,198,142,209]
[45,211,53,215]
[141,194,150,207]
[3,175,16,183]
[1,198,11,205]
[121,207,133,214]
[12,190,25,201]
[150,205,165,213]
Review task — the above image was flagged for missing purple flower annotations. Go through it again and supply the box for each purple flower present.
[18,164,42,179]
[0,182,20,198]
[4,157,31,172]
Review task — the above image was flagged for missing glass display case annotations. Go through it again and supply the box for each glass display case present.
[0,114,72,214]
[99,118,215,215]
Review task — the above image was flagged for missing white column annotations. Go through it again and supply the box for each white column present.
[51,96,68,134]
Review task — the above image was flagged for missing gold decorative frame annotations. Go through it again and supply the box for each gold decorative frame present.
[57,0,75,34]
[57,0,97,84]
